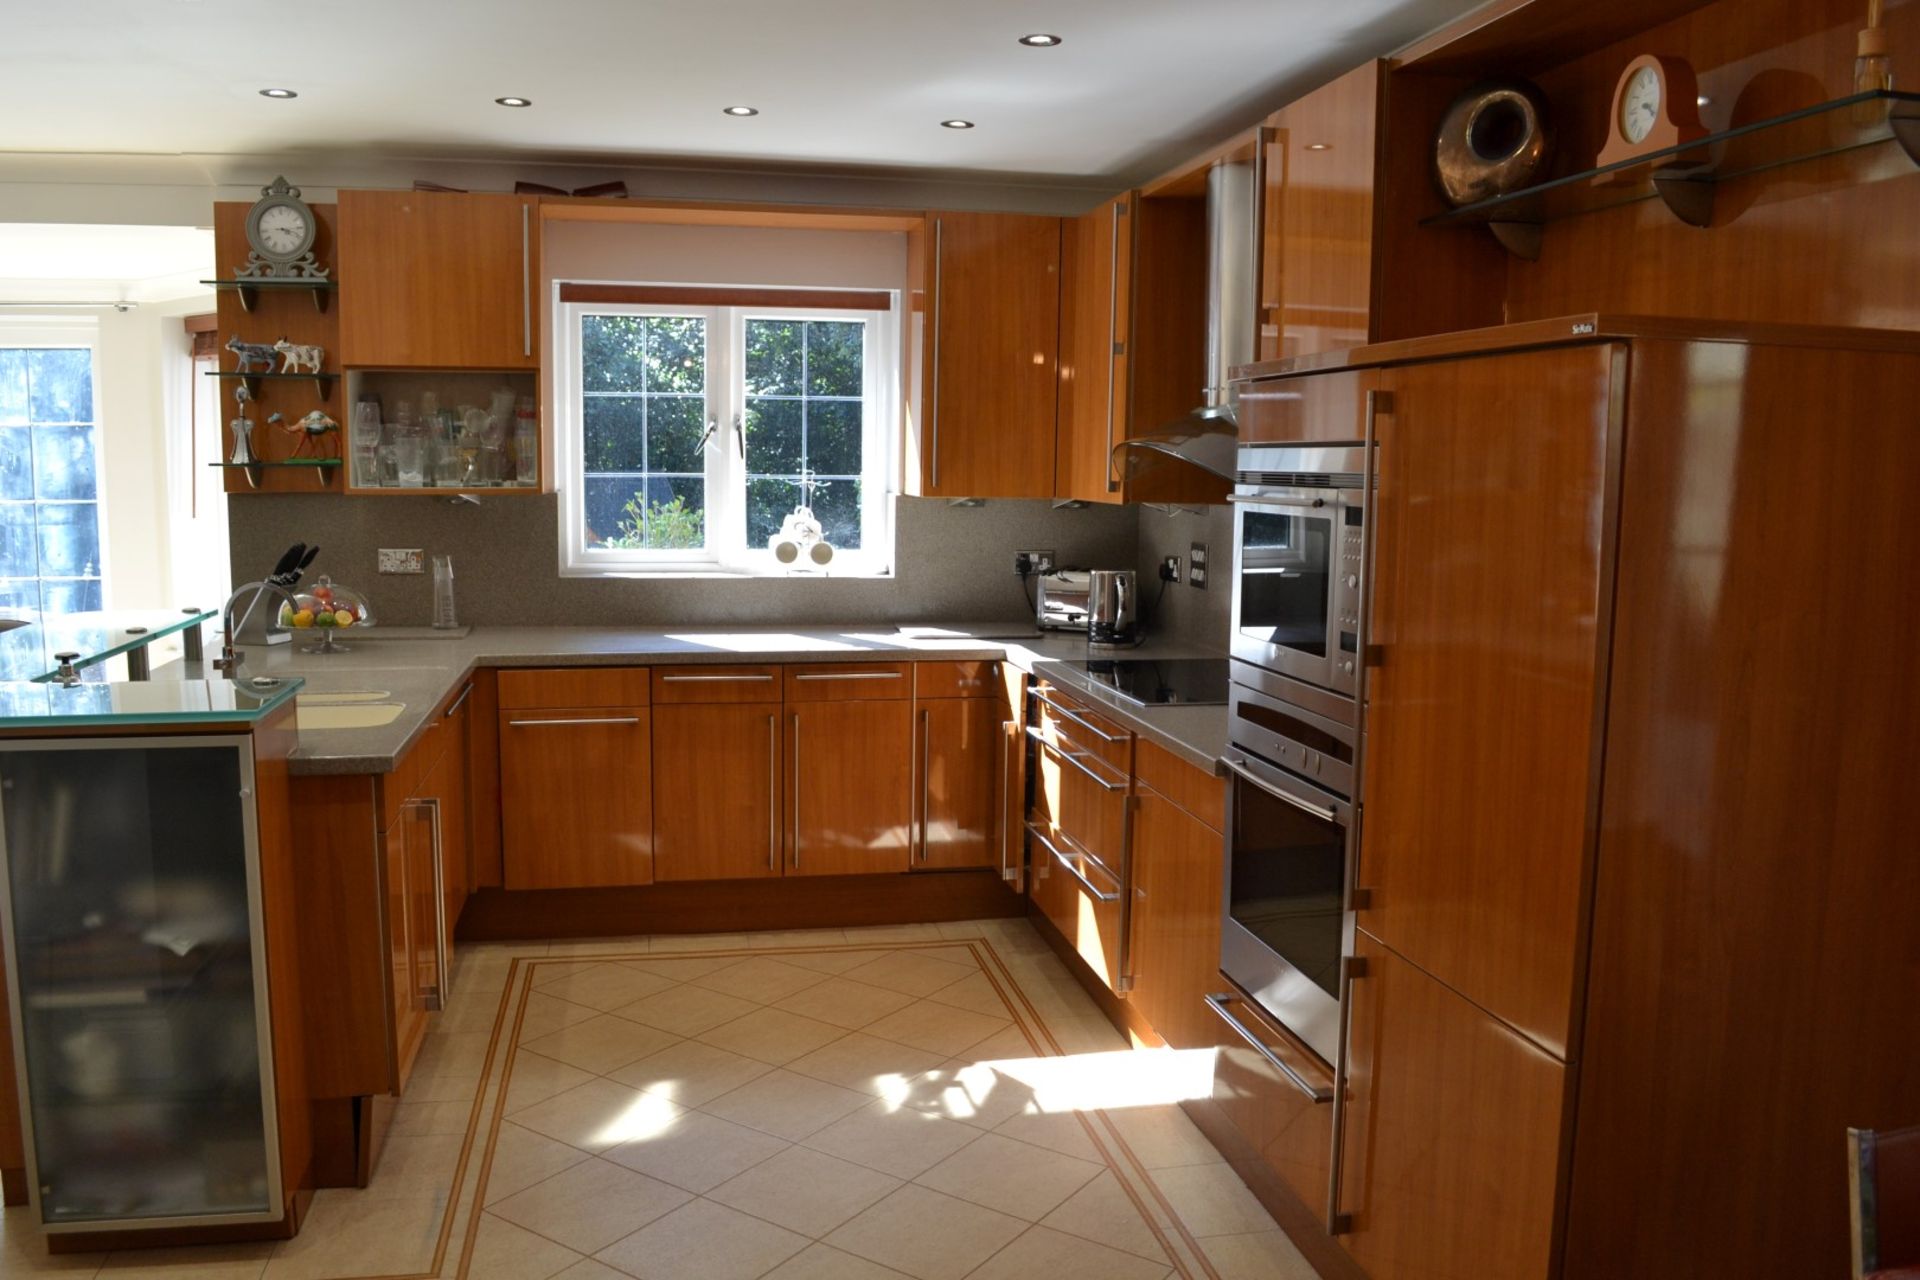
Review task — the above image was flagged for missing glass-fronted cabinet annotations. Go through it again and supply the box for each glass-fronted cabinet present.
[0,734,282,1230]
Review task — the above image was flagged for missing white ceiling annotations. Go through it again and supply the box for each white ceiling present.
[1,0,1476,185]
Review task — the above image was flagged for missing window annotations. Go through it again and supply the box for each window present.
[1,343,103,675]
[557,295,895,575]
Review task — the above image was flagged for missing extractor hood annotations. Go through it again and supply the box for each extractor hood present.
[1111,160,1257,488]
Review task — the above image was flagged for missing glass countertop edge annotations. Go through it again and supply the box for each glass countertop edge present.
[18,609,219,682]
[0,676,305,727]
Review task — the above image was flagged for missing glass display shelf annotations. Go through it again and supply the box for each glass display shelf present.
[209,457,340,489]
[198,277,335,314]
[1421,90,1920,258]
[0,609,217,684]
[0,675,302,727]
[203,369,335,400]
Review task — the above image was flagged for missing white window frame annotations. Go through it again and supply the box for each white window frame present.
[555,294,898,578]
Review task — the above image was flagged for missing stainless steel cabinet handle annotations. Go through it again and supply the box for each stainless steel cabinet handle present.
[1026,822,1122,902]
[1206,993,1334,1102]
[766,714,778,873]
[403,797,451,1012]
[999,719,1018,884]
[1033,689,1129,743]
[1327,954,1369,1235]
[521,202,532,359]
[918,707,931,862]
[1222,757,1337,822]
[1026,726,1128,792]
[1105,197,1124,491]
[443,683,474,718]
[930,216,943,491]
[660,673,774,683]
[1117,793,1137,992]
[790,712,801,869]
[507,716,641,727]
[793,670,903,682]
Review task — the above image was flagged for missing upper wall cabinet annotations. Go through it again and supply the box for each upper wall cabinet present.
[922,211,1062,498]
[1055,194,1133,504]
[1259,62,1383,362]
[337,190,540,370]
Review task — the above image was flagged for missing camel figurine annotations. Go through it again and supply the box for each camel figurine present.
[274,337,325,375]
[226,334,278,374]
[268,409,339,459]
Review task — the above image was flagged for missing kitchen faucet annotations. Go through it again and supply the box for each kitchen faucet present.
[213,580,296,678]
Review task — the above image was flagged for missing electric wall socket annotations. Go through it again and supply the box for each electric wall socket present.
[1189,541,1210,589]
[378,548,425,575]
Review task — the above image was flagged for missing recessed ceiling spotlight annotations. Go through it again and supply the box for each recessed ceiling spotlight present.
[1018,33,1062,46]
[258,88,297,99]
[1305,142,1332,151]
[941,119,976,130]
[723,105,759,117]
[494,96,533,108]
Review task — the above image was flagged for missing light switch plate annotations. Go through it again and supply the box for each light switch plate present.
[1189,541,1209,589]
[378,548,425,575]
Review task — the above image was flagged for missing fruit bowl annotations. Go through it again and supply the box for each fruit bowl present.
[276,575,372,653]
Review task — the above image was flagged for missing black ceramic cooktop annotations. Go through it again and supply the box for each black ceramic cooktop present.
[1065,658,1230,707]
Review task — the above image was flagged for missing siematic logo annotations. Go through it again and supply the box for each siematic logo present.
[1571,322,1598,335]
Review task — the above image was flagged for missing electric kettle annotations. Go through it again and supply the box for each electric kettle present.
[1087,569,1141,649]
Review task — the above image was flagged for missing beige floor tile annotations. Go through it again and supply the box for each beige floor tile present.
[463,1211,584,1280]
[545,936,650,956]
[511,1078,680,1153]
[483,1120,594,1204]
[760,1241,914,1280]
[518,990,607,1043]
[491,1157,692,1254]
[825,1184,1026,1280]
[387,1096,474,1138]
[602,1108,790,1193]
[1199,1229,1322,1279]
[892,1061,1040,1131]
[412,1028,494,1077]
[732,928,851,949]
[0,1210,101,1275]
[914,1131,1103,1220]
[992,1110,1105,1162]
[779,947,882,975]
[783,1031,946,1096]
[593,1198,808,1280]
[953,1023,1042,1064]
[697,1006,847,1066]
[1153,1162,1279,1237]
[523,1013,682,1075]
[863,1000,1010,1057]
[530,958,605,988]
[934,921,997,940]
[504,1049,599,1113]
[618,953,738,981]
[538,961,679,1012]
[368,1131,466,1199]
[841,924,949,943]
[1104,1104,1228,1170]
[644,931,759,953]
[400,1068,483,1104]
[773,976,917,1030]
[691,956,832,1003]
[607,1037,774,1107]
[801,1099,982,1180]
[923,970,1015,1019]
[98,1240,274,1278]
[703,1067,876,1140]
[260,1190,441,1279]
[966,1224,1172,1280]
[839,950,975,998]
[1039,1169,1172,1264]
[551,1260,633,1280]
[437,989,511,1034]
[612,983,761,1036]
[709,1145,902,1235]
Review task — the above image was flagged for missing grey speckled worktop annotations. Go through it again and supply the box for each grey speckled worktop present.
[196,623,1230,779]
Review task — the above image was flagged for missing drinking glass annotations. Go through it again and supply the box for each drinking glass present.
[393,436,425,487]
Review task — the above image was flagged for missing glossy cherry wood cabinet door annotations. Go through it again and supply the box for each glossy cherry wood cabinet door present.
[337,189,539,368]
[1338,933,1566,1280]
[1359,342,1623,1057]
[1562,340,1920,1280]
[654,702,783,881]
[1128,768,1226,1050]
[914,696,998,870]
[499,709,654,888]
[923,211,1061,498]
[1202,988,1334,1212]
[1055,193,1132,503]
[787,700,912,876]
[1259,62,1381,362]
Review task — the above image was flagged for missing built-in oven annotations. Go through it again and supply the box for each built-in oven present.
[1229,444,1367,699]
[1218,661,1359,1064]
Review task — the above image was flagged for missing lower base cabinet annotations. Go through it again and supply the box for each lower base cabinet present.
[1203,988,1335,1215]
[654,701,783,880]
[914,694,1000,869]
[788,699,912,876]
[1129,755,1226,1049]
[500,708,653,888]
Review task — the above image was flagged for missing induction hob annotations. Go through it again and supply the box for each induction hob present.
[1064,657,1230,707]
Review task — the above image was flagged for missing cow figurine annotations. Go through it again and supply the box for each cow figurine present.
[274,337,325,375]
[226,334,278,374]
[269,409,339,459]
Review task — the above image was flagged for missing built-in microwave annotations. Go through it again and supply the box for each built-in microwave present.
[1229,444,1367,699]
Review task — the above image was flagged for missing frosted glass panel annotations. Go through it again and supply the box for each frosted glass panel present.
[0,739,278,1227]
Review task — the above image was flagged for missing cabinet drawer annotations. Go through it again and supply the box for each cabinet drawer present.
[498,666,651,710]
[1135,739,1225,832]
[652,666,781,704]
[914,660,999,700]
[1030,820,1127,993]
[1032,681,1134,776]
[1030,732,1129,886]
[1204,987,1334,1212]
[1238,368,1377,444]
[783,662,912,701]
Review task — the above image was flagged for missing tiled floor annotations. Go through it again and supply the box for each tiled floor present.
[0,920,1317,1279]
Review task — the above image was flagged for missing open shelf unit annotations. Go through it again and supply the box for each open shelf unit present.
[208,457,341,490]
[204,369,336,400]
[200,277,336,314]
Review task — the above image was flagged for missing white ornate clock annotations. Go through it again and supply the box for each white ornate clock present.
[238,176,329,280]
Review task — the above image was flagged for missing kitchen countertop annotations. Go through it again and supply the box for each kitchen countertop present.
[187,623,1231,778]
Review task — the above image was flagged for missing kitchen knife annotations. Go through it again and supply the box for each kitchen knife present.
[268,544,304,583]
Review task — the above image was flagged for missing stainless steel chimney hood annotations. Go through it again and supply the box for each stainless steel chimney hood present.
[1111,160,1256,487]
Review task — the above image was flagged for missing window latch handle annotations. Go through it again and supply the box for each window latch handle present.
[696,415,719,454]
[733,411,745,458]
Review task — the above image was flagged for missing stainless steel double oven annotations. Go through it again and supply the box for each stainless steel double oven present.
[1217,443,1369,1065]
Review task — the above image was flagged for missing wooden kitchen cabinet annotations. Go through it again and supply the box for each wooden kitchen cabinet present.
[1127,741,1226,1050]
[787,697,913,876]
[1198,988,1334,1216]
[500,705,653,888]
[1055,193,1133,503]
[337,189,540,369]
[654,699,783,881]
[1336,933,1566,1280]
[912,662,1001,871]
[922,211,1062,498]
[1258,62,1382,362]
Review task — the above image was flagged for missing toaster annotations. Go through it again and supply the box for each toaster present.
[1035,569,1093,631]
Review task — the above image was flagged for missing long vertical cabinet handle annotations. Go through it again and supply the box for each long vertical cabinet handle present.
[929,217,944,492]
[1116,791,1138,993]
[1105,196,1125,492]
[766,714,778,873]
[918,707,932,862]
[406,797,450,1012]
[520,202,532,359]
[1326,955,1369,1234]
[998,719,1018,885]
[790,713,802,869]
